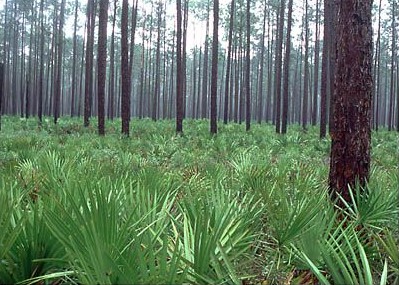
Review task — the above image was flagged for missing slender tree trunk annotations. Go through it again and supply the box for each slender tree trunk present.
[224,0,235,124]
[312,0,320,126]
[54,0,65,124]
[373,0,382,130]
[176,0,183,133]
[320,0,330,138]
[274,1,285,133]
[25,2,35,119]
[210,0,219,134]
[329,0,373,206]
[196,47,202,119]
[201,2,210,119]
[78,29,86,117]
[266,11,273,123]
[245,0,251,131]
[129,0,138,116]
[121,0,130,135]
[257,0,267,124]
[153,1,162,121]
[37,0,44,123]
[302,0,309,130]
[0,63,3,130]
[20,14,25,117]
[397,60,399,131]
[388,1,396,131]
[108,0,117,120]
[182,0,189,118]
[281,0,293,134]
[71,0,79,117]
[328,1,338,135]
[84,0,95,127]
[97,0,108,136]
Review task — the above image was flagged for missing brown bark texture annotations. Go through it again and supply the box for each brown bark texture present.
[328,0,373,205]
[97,0,108,136]
[121,0,130,135]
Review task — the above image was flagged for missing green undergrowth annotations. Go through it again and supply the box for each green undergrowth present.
[0,116,398,284]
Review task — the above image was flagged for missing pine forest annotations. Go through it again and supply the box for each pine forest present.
[0,0,398,284]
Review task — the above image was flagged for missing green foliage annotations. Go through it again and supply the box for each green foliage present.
[0,117,397,284]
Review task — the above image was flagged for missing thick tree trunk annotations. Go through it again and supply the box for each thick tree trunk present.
[329,0,373,206]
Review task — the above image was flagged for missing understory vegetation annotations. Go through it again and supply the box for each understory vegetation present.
[0,116,398,284]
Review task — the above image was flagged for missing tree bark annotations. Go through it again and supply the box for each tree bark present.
[245,0,251,131]
[0,63,3,130]
[302,0,309,130]
[71,0,79,117]
[121,0,130,135]
[176,0,183,133]
[329,0,373,206]
[97,0,108,136]
[84,0,95,127]
[281,0,293,134]
[54,0,65,124]
[223,0,235,124]
[274,1,285,133]
[210,0,219,134]
[311,0,320,126]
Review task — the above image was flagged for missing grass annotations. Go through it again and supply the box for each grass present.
[0,115,398,284]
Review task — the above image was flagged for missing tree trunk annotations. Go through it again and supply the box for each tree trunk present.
[245,0,251,131]
[108,0,117,120]
[256,0,267,124]
[121,0,130,135]
[38,0,45,124]
[201,2,210,119]
[329,0,373,206]
[373,0,382,130]
[281,0,293,134]
[84,0,95,127]
[388,1,396,131]
[210,0,219,134]
[71,0,79,117]
[312,0,320,126]
[97,0,108,136]
[0,63,3,130]
[153,1,162,121]
[320,0,330,138]
[302,0,309,130]
[274,1,285,133]
[176,0,183,133]
[223,0,235,124]
[54,0,65,124]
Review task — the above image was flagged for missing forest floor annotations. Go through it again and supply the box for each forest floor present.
[0,116,398,284]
